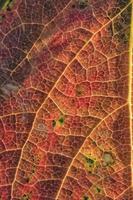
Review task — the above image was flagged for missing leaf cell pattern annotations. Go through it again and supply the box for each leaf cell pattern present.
[0,0,133,200]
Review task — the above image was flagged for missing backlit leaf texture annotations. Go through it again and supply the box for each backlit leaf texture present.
[0,0,133,199]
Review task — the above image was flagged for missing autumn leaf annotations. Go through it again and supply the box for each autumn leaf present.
[0,0,133,199]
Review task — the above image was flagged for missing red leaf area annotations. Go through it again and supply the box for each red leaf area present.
[0,0,132,199]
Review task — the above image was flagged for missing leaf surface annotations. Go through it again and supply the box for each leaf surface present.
[0,0,133,199]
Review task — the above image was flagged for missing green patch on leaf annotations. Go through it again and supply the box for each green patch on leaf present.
[85,157,95,167]
[83,196,90,200]
[72,0,89,10]
[58,116,64,125]
[77,0,89,9]
[84,155,97,172]
[78,0,88,9]
[0,0,5,10]
[0,0,14,11]
[21,193,31,200]
[95,186,102,193]
[52,116,65,128]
